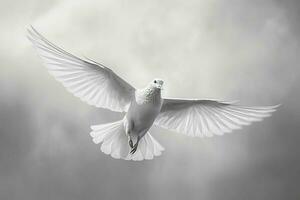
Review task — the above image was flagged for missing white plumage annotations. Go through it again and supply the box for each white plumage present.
[155,99,278,137]
[28,26,279,161]
[27,26,134,112]
[90,120,164,161]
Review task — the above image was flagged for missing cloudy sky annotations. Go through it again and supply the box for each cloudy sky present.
[1,0,300,199]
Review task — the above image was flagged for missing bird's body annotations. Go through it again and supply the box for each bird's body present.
[125,82,163,153]
[27,26,279,161]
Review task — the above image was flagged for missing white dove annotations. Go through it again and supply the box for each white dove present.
[27,26,279,161]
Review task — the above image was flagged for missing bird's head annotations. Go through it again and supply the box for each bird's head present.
[150,78,164,90]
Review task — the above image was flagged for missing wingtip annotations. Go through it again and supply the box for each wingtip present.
[26,24,35,34]
[265,104,281,111]
[274,104,282,108]
[26,25,37,41]
[28,25,38,33]
[26,25,45,42]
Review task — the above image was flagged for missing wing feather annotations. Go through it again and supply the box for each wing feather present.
[27,26,135,112]
[155,98,279,137]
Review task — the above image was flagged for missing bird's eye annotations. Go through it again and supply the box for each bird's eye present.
[154,80,157,83]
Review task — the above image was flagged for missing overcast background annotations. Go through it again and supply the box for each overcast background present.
[1,0,300,199]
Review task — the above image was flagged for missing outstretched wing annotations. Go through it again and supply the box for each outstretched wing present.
[155,98,279,137]
[27,26,135,112]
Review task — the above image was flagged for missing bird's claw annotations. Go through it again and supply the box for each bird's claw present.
[129,139,134,148]
[130,143,138,154]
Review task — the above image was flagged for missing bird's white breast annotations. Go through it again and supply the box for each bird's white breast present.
[127,86,162,133]
[135,87,157,105]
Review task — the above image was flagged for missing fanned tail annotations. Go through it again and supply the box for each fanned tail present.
[90,120,164,161]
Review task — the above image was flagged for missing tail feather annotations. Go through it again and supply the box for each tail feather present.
[90,120,164,161]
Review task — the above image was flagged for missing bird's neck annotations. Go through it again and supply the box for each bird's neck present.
[135,86,161,105]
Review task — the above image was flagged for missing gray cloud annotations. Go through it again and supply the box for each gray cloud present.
[1,0,300,199]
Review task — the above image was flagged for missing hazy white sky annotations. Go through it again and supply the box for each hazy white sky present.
[1,0,300,200]
[2,0,297,100]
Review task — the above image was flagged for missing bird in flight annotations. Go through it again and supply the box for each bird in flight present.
[27,26,279,161]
